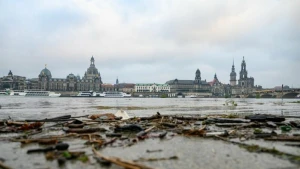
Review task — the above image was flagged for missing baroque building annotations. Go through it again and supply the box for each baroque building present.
[166,69,211,95]
[0,70,26,90]
[28,56,102,91]
[101,77,135,93]
[209,73,224,97]
[135,83,170,93]
[230,57,257,96]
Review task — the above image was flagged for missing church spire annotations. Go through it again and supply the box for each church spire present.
[240,56,247,79]
[231,59,235,72]
[90,56,95,66]
[230,59,237,86]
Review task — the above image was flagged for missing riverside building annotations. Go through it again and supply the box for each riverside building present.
[135,83,170,93]
[165,69,211,97]
[27,56,103,91]
[0,70,26,90]
[209,73,225,97]
[230,57,260,97]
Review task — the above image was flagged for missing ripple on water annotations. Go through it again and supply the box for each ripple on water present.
[0,97,300,119]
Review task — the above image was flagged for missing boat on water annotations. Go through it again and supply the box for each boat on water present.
[185,95,197,98]
[24,91,61,97]
[10,90,26,96]
[0,89,61,97]
[0,91,9,96]
[0,89,13,96]
[77,91,97,97]
[99,91,131,98]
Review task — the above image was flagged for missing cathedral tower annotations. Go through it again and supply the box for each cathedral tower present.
[230,60,237,86]
[194,69,201,84]
[240,56,248,79]
[116,77,119,85]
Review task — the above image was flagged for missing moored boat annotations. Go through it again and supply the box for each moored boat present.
[185,95,197,98]
[99,91,131,98]
[10,90,26,96]
[24,90,61,97]
[76,91,96,97]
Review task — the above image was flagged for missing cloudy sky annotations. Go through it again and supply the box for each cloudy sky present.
[0,0,299,88]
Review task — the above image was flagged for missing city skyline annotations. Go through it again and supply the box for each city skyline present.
[0,0,299,88]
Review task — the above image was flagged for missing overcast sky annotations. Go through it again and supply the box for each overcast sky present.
[0,0,299,88]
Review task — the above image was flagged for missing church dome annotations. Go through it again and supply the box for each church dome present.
[230,71,236,76]
[40,68,52,77]
[87,67,99,75]
[67,73,76,79]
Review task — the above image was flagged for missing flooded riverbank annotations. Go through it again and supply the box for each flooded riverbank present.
[0,98,300,169]
[0,97,299,119]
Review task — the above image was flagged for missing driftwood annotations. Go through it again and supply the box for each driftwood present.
[6,121,26,126]
[18,138,58,144]
[0,162,13,169]
[161,122,176,128]
[172,116,207,121]
[285,144,300,147]
[265,136,300,142]
[136,126,156,138]
[254,133,276,138]
[49,115,71,120]
[103,137,118,146]
[66,124,85,128]
[83,120,119,123]
[140,115,161,121]
[92,146,155,169]
[106,133,122,137]
[27,143,69,154]
[146,149,162,153]
[245,114,285,122]
[115,124,143,132]
[215,123,246,127]
[24,115,72,122]
[134,156,178,162]
[208,118,249,123]
[25,119,73,122]
[63,128,106,133]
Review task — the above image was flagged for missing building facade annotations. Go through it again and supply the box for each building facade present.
[135,83,170,92]
[115,83,135,93]
[0,70,26,90]
[209,74,225,97]
[230,57,257,96]
[28,56,102,91]
[166,69,211,93]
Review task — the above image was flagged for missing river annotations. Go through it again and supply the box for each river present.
[0,97,299,120]
[0,97,300,169]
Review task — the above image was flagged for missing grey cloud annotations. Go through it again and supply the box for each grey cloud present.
[0,0,299,88]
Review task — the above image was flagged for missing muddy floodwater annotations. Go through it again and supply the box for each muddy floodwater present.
[0,97,300,169]
[1,97,299,119]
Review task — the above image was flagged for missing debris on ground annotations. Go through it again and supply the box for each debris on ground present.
[0,111,299,168]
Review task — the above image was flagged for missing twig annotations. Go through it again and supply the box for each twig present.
[92,146,155,169]
[134,156,178,162]
[160,116,164,123]
[0,161,13,169]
